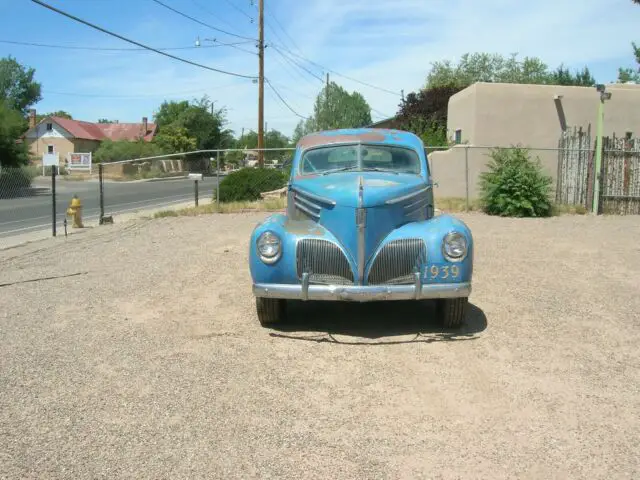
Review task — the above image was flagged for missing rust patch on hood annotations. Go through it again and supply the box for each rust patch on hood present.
[298,132,386,149]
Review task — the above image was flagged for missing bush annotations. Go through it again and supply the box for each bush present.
[479,146,553,217]
[94,139,164,163]
[218,167,287,202]
[0,166,38,196]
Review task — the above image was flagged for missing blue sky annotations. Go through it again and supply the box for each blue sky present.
[1,0,639,138]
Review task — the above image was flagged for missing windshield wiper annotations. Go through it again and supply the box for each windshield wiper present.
[321,166,400,175]
[360,167,399,174]
[321,166,359,175]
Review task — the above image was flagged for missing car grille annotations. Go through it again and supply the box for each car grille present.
[296,239,354,285]
[367,238,427,285]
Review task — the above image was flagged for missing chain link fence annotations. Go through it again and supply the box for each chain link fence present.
[3,140,637,247]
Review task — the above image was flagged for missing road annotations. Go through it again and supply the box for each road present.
[0,176,218,238]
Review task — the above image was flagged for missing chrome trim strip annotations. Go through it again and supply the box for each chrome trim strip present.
[404,195,430,211]
[293,201,320,220]
[385,185,432,205]
[253,282,472,302]
[294,193,321,211]
[356,175,365,284]
[290,186,336,206]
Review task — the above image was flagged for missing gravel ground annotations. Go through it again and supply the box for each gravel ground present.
[1,212,639,479]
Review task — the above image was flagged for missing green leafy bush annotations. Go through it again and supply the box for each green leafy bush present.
[479,146,553,217]
[218,167,287,202]
[94,139,164,163]
[0,166,38,196]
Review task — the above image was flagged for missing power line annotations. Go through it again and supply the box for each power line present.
[263,4,303,57]
[151,0,256,42]
[42,81,250,98]
[271,42,401,96]
[30,0,257,79]
[189,0,242,32]
[269,44,324,83]
[265,78,307,119]
[0,38,253,52]
[220,0,254,21]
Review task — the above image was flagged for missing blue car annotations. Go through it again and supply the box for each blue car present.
[249,128,473,328]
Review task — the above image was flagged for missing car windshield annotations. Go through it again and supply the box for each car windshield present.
[299,144,421,175]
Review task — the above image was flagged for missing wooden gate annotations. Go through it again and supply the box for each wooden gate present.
[556,126,593,207]
[601,135,640,214]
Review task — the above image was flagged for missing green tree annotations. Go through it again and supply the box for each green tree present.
[154,96,234,150]
[153,124,197,153]
[617,42,640,83]
[97,118,115,124]
[292,81,372,142]
[232,128,291,162]
[0,101,29,167]
[425,52,594,88]
[0,56,42,114]
[36,110,72,123]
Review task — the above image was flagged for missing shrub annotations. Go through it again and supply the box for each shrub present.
[0,166,38,196]
[94,139,164,163]
[218,167,287,202]
[479,146,553,217]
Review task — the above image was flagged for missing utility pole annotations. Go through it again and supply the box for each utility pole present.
[257,0,265,167]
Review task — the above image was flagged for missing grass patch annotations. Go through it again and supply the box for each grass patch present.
[435,197,588,216]
[153,197,286,219]
[435,197,482,212]
[551,203,588,215]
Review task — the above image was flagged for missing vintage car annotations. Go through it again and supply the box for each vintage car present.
[249,128,473,328]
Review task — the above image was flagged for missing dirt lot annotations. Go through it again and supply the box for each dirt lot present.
[1,212,639,479]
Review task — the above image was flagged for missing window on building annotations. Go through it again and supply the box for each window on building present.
[47,145,54,154]
[454,129,462,145]
[46,123,53,131]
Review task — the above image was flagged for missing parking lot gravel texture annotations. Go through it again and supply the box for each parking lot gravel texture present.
[1,212,639,479]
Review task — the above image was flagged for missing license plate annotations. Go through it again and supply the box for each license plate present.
[424,263,462,281]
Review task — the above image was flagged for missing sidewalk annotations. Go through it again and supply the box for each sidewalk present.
[0,198,204,251]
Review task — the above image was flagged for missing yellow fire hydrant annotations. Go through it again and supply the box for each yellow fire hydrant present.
[66,195,84,228]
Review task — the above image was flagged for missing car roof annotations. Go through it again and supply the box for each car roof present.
[296,128,424,151]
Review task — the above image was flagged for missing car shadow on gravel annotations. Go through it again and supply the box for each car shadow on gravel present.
[268,300,487,345]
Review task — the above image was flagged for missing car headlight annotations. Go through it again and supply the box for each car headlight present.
[257,231,281,264]
[442,231,467,261]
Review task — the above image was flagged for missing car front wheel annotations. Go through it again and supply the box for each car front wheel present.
[256,297,287,327]
[438,297,468,328]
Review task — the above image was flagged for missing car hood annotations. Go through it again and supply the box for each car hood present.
[293,171,425,207]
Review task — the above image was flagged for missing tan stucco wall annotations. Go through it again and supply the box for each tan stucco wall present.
[27,137,75,164]
[431,82,640,199]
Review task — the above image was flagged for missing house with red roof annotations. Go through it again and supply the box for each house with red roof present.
[23,109,157,165]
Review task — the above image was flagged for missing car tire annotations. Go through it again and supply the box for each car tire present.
[438,297,468,328]
[256,297,287,326]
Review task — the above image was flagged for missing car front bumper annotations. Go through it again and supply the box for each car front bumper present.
[252,279,471,302]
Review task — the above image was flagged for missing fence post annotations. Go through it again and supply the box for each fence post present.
[51,166,57,237]
[98,163,105,224]
[465,145,470,212]
[216,153,220,209]
[194,179,199,207]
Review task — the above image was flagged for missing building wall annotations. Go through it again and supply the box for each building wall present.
[25,122,74,163]
[430,82,640,199]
